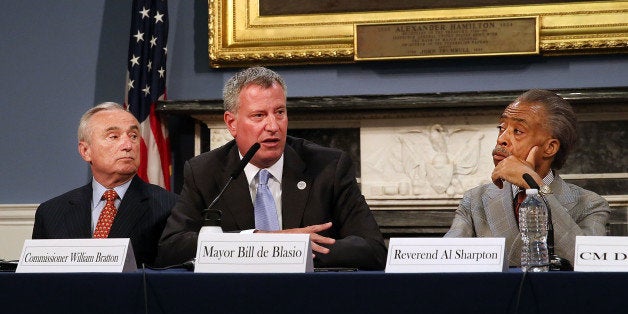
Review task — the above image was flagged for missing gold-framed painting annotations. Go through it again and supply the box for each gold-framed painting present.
[208,0,628,67]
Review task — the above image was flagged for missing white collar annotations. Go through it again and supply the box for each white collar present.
[243,154,284,186]
[511,170,554,197]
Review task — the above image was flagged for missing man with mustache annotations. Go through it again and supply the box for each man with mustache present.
[445,89,610,267]
[32,103,178,267]
[157,67,387,270]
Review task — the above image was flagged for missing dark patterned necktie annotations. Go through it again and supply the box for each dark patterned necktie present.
[514,189,526,221]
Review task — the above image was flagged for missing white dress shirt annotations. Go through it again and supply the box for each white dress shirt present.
[241,154,284,232]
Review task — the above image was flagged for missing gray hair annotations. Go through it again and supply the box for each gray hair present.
[222,66,287,113]
[77,102,127,143]
[515,89,578,170]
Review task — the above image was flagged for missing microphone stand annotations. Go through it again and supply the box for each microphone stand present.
[201,142,261,232]
[201,177,231,231]
[180,143,261,271]
[522,173,573,271]
[537,191,573,271]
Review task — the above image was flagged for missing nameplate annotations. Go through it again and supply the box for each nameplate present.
[385,237,506,273]
[16,239,136,273]
[195,233,313,273]
[574,236,628,272]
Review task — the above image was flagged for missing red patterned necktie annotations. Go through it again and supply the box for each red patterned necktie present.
[93,189,118,238]
[514,189,526,221]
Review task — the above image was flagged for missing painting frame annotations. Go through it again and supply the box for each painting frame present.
[208,0,628,68]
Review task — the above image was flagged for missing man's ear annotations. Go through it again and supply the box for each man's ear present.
[542,138,560,158]
[224,111,237,137]
[78,142,91,163]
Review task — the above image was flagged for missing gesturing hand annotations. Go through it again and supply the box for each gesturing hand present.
[491,146,542,189]
[257,222,335,256]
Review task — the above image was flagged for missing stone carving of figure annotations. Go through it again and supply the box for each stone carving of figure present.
[365,124,484,197]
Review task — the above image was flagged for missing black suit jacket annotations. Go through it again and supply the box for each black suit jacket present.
[157,136,387,270]
[32,176,178,267]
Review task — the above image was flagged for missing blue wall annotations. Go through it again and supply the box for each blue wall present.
[1,0,627,203]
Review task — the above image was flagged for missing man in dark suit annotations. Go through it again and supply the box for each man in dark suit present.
[157,67,387,270]
[32,102,178,267]
[445,89,610,266]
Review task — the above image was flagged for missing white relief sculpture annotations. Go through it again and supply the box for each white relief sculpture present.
[363,123,487,198]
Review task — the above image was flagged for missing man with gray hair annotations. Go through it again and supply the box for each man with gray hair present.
[157,67,387,270]
[445,89,610,267]
[32,102,177,267]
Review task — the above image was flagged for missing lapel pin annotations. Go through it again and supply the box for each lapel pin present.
[297,181,306,190]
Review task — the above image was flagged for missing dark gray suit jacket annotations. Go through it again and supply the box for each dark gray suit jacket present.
[445,174,610,266]
[32,176,178,267]
[157,136,387,270]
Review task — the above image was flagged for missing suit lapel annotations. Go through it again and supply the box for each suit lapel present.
[550,174,577,211]
[109,176,149,238]
[63,184,93,238]
[226,174,256,230]
[281,145,310,229]
[484,182,522,265]
[221,145,255,230]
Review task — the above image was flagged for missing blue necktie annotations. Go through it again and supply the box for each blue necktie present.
[254,169,280,231]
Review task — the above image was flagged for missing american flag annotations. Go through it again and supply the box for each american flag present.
[124,0,171,190]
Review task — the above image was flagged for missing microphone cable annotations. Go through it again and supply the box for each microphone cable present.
[142,263,149,314]
[514,269,527,314]
[144,259,195,271]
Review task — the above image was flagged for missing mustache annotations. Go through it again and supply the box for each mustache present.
[492,146,511,157]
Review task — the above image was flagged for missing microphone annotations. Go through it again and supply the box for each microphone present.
[183,143,261,271]
[522,173,573,271]
[231,142,261,180]
[202,143,261,227]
